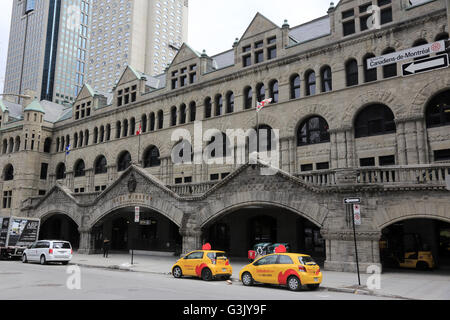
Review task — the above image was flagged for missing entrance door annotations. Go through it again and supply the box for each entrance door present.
[112,218,128,250]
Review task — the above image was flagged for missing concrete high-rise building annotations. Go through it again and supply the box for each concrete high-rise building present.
[3,0,90,104]
[86,0,189,92]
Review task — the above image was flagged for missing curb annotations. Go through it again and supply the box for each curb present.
[72,262,413,300]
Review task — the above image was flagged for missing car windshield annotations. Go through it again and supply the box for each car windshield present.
[298,256,316,265]
[53,242,71,249]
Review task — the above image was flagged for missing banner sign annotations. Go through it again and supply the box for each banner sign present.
[367,41,446,69]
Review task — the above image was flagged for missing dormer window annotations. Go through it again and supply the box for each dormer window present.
[117,85,137,106]
[75,102,92,120]
[171,64,197,89]
[255,41,263,49]
[243,45,251,53]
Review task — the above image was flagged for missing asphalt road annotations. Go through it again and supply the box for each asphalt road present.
[0,261,395,300]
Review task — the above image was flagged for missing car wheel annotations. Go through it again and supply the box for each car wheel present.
[416,261,428,271]
[201,268,213,281]
[40,255,47,265]
[307,284,320,291]
[172,266,183,278]
[22,254,28,263]
[242,272,254,286]
[287,276,301,291]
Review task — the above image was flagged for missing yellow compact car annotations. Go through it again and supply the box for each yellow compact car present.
[239,253,322,291]
[172,250,233,281]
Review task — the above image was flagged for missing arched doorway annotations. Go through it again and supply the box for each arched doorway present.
[39,214,80,249]
[92,206,182,254]
[203,204,325,263]
[380,218,450,271]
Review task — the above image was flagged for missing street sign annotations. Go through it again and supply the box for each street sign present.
[134,206,140,223]
[367,40,446,69]
[353,204,362,226]
[344,198,361,204]
[402,54,449,76]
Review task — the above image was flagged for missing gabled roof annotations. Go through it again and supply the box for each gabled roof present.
[169,43,202,67]
[24,100,45,113]
[238,12,280,44]
[289,15,331,45]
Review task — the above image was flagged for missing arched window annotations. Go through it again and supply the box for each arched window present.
[73,133,78,148]
[122,119,128,137]
[60,137,65,152]
[56,163,66,180]
[141,114,147,133]
[297,116,330,146]
[363,53,377,83]
[56,138,60,154]
[8,138,14,153]
[189,101,196,122]
[413,39,429,60]
[179,104,187,124]
[117,151,132,172]
[269,80,279,103]
[99,126,105,142]
[74,159,86,177]
[226,92,234,113]
[206,132,230,159]
[290,74,301,99]
[157,110,164,129]
[171,140,193,164]
[105,124,111,141]
[204,97,212,118]
[129,118,136,136]
[94,127,99,143]
[346,59,359,87]
[143,146,161,168]
[382,48,397,78]
[256,83,265,102]
[244,87,253,109]
[435,33,449,41]
[15,136,21,152]
[84,130,89,146]
[116,121,121,139]
[321,66,332,93]
[254,124,276,152]
[94,155,108,174]
[44,138,51,153]
[171,106,177,126]
[215,94,223,116]
[355,104,396,138]
[425,90,450,128]
[79,131,84,147]
[305,71,316,96]
[65,135,70,149]
[149,113,155,131]
[3,164,14,181]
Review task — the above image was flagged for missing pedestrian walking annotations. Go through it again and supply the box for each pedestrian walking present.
[103,238,110,258]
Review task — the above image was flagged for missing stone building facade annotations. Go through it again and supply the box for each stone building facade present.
[1,0,450,271]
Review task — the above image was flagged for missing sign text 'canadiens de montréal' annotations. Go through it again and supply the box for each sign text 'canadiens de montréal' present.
[367,40,446,69]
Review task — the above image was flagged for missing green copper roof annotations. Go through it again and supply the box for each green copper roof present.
[24,100,46,113]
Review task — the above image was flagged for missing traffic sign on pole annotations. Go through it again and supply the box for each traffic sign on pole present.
[402,54,449,77]
[134,206,140,223]
[344,198,361,204]
[353,204,362,226]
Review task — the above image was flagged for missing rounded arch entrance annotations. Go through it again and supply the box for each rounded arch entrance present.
[90,205,182,254]
[379,216,450,271]
[39,212,80,249]
[200,201,326,262]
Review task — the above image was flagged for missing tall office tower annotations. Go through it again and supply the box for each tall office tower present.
[3,0,90,104]
[86,0,189,92]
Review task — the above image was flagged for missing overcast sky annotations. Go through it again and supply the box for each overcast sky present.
[0,0,332,93]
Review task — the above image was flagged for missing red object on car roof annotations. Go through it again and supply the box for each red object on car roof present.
[275,245,287,253]
[202,243,212,250]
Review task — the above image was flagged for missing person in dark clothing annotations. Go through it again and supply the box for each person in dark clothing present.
[103,239,110,258]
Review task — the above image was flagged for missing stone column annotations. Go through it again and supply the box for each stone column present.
[280,137,290,173]
[336,129,348,168]
[288,137,296,174]
[395,121,407,165]
[86,169,94,192]
[415,118,427,164]
[330,131,338,169]
[78,228,94,254]
[180,229,202,255]
[345,129,355,168]
[404,119,419,165]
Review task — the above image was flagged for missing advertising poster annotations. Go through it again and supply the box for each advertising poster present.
[7,219,39,247]
[0,217,10,247]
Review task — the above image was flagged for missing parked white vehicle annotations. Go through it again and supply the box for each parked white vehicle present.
[22,240,73,265]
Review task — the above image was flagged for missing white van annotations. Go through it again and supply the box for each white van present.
[22,240,73,265]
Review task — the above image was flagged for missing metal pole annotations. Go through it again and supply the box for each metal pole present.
[351,204,361,286]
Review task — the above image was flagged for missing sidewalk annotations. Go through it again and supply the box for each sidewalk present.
[71,253,450,300]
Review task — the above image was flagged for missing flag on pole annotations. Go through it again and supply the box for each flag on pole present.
[136,123,142,136]
[256,98,272,112]
[65,144,71,155]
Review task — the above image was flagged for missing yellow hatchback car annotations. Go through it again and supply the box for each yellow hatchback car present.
[172,250,233,281]
[239,253,322,291]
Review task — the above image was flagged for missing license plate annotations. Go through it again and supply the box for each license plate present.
[222,268,227,272]
[314,278,319,282]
